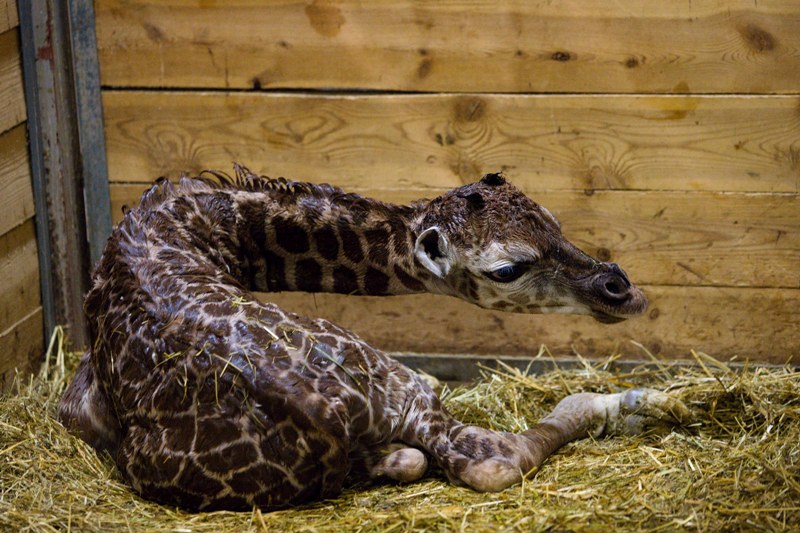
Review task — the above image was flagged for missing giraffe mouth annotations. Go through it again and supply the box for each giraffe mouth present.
[588,286,648,323]
[592,311,629,324]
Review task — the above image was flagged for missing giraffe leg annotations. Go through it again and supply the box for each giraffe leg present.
[360,443,429,483]
[539,388,691,439]
[581,388,691,437]
[414,388,689,493]
[57,352,121,456]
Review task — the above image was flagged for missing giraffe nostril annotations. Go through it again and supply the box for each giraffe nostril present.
[595,272,631,303]
[604,279,625,296]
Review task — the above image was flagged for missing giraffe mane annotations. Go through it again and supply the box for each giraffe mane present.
[130,164,347,213]
[192,163,423,217]
[192,163,334,197]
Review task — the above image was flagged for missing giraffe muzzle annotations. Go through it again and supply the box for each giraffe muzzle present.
[590,263,647,321]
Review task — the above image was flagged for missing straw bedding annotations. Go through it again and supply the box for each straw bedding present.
[1,329,798,532]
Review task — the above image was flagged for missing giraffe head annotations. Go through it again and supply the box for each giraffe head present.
[413,173,647,323]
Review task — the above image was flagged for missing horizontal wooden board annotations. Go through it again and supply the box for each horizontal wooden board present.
[0,219,41,331]
[0,0,18,34]
[390,354,788,384]
[0,124,34,236]
[94,0,800,94]
[103,92,800,194]
[256,286,799,365]
[110,183,799,290]
[0,27,24,135]
[0,307,43,392]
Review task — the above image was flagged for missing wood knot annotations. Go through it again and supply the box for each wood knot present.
[596,247,611,262]
[142,22,165,43]
[449,156,482,182]
[739,23,776,53]
[650,342,662,353]
[417,58,433,79]
[551,51,572,62]
[305,0,346,38]
[434,133,455,146]
[453,97,486,123]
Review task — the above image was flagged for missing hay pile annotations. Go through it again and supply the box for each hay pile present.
[1,330,798,532]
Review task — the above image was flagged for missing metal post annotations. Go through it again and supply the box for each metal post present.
[19,0,112,349]
[67,0,113,268]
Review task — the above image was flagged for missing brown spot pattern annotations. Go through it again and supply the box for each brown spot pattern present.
[57,166,656,511]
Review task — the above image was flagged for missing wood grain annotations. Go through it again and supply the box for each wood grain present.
[0,308,43,392]
[0,28,24,135]
[106,87,800,292]
[0,220,41,332]
[110,183,799,289]
[94,0,800,94]
[255,287,799,365]
[0,0,18,34]
[0,18,39,391]
[91,1,800,366]
[0,124,34,237]
[103,91,800,194]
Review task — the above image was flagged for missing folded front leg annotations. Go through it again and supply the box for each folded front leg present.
[408,388,689,493]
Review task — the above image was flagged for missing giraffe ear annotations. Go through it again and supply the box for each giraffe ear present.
[414,227,453,278]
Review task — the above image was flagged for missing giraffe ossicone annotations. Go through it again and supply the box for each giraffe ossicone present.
[58,165,689,511]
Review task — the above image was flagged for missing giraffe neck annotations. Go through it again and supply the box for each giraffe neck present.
[225,180,435,296]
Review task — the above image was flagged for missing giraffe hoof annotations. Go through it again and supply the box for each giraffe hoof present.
[607,388,690,436]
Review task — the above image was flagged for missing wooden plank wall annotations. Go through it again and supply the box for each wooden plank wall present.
[0,0,43,390]
[96,1,799,364]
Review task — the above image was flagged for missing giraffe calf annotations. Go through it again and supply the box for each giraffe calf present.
[58,168,688,510]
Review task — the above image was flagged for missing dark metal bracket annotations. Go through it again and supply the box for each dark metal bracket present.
[19,0,112,349]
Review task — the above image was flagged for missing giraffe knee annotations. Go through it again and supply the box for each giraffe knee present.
[372,447,428,482]
[460,458,521,492]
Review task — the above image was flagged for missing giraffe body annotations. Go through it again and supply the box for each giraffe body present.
[59,167,688,510]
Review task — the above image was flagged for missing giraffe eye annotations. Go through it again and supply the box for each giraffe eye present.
[484,264,528,283]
